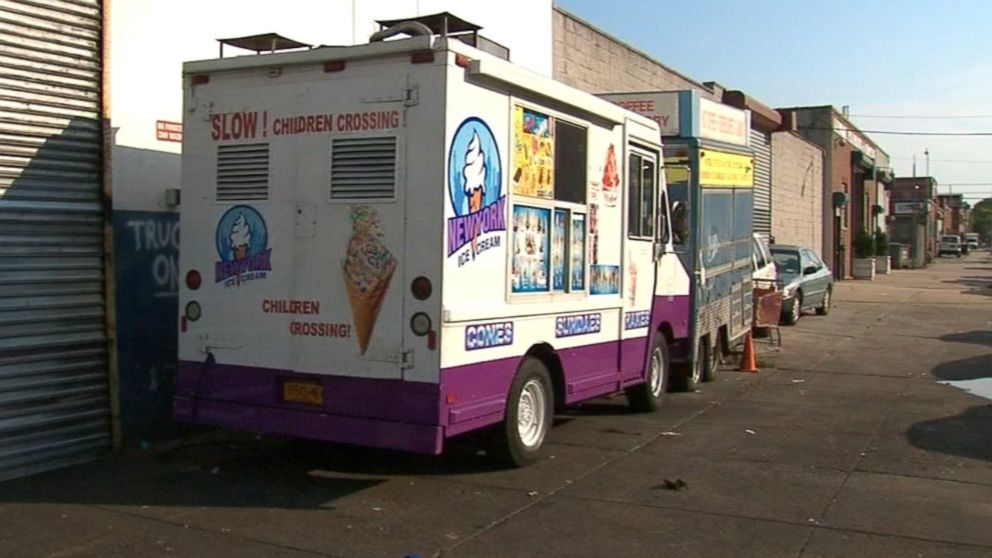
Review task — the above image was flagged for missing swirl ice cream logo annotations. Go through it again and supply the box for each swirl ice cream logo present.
[447,117,505,267]
[214,205,272,286]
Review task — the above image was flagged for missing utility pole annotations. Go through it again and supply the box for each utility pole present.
[924,148,930,176]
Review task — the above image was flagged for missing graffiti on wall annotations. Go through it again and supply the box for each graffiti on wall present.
[113,210,181,444]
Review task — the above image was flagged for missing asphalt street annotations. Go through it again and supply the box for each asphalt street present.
[1,253,991,558]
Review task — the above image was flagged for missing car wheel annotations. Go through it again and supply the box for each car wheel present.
[493,357,553,467]
[782,292,802,325]
[626,335,669,411]
[816,287,832,316]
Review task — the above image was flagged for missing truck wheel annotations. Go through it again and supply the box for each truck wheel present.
[494,358,553,467]
[671,339,702,392]
[702,334,721,382]
[816,287,832,316]
[626,335,668,412]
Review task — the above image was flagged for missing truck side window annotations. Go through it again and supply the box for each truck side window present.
[627,152,655,239]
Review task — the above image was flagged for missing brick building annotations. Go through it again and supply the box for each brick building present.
[770,130,825,250]
[891,177,938,266]
[936,194,970,236]
[785,107,890,279]
[553,6,824,253]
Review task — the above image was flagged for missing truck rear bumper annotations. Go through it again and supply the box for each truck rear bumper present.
[173,395,443,454]
[173,359,443,454]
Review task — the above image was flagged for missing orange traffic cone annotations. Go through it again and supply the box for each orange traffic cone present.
[739,330,758,373]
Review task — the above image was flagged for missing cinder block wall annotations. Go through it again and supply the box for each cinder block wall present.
[772,132,824,256]
[552,7,717,98]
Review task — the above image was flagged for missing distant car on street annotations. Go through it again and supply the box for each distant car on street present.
[964,233,980,251]
[938,234,963,257]
[770,245,834,325]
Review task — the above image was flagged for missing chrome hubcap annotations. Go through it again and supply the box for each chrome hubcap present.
[649,348,663,396]
[517,379,547,449]
[793,298,801,320]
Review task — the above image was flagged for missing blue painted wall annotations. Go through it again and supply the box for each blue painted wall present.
[112,209,182,444]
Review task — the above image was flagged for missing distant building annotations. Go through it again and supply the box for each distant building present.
[936,194,970,236]
[891,177,939,267]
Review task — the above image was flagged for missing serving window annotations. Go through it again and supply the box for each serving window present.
[510,104,590,297]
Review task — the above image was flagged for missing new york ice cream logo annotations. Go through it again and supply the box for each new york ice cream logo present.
[214,205,272,286]
[447,117,506,266]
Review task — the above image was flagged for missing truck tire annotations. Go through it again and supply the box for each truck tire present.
[671,339,702,392]
[702,334,721,382]
[493,358,553,467]
[626,335,668,412]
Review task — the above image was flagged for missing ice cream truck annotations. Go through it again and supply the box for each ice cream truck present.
[175,19,691,466]
[601,91,756,390]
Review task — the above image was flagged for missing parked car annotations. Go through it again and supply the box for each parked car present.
[770,245,834,325]
[938,234,963,257]
[964,233,980,251]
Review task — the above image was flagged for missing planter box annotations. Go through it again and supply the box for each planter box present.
[875,255,891,275]
[853,257,876,280]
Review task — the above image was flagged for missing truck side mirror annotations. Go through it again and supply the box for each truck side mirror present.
[672,202,689,243]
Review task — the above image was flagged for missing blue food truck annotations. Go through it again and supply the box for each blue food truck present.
[602,90,755,391]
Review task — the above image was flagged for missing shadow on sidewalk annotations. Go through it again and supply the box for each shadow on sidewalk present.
[931,353,992,381]
[939,331,992,349]
[907,405,992,463]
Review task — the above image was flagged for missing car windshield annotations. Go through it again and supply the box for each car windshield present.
[942,236,959,243]
[772,251,801,274]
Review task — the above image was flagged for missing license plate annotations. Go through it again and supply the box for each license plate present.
[283,381,324,405]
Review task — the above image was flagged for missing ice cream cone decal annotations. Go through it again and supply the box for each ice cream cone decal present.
[343,205,397,355]
[229,213,252,260]
[463,131,487,256]
[602,144,619,207]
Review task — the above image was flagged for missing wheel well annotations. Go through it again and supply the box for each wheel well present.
[525,343,565,409]
[657,322,674,344]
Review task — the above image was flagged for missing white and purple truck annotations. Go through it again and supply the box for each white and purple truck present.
[175,23,692,465]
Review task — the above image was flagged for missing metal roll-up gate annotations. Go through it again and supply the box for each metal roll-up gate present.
[751,128,772,235]
[0,0,110,480]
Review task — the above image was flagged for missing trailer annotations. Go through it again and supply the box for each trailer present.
[175,20,690,465]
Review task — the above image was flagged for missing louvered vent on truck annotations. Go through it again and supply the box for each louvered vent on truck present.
[216,144,270,201]
[330,136,397,200]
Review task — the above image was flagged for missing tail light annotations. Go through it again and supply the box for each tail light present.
[186,270,202,290]
[411,276,432,300]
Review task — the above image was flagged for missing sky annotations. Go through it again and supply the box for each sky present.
[557,0,992,202]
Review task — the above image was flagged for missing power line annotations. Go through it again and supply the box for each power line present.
[891,157,992,164]
[852,130,992,136]
[851,114,992,119]
[806,126,992,136]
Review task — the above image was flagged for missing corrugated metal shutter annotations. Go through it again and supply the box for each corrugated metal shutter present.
[751,128,772,235]
[0,0,110,480]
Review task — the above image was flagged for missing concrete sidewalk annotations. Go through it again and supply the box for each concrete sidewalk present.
[1,255,990,557]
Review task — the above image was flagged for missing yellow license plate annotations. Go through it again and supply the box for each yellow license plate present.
[283,381,324,405]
